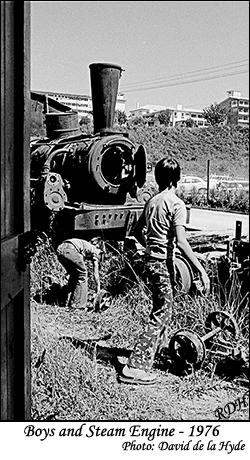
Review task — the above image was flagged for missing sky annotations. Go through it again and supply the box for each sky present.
[31,1,249,113]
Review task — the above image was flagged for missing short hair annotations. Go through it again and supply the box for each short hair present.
[90,237,106,254]
[154,158,181,190]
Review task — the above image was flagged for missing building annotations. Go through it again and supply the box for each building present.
[218,90,249,127]
[130,103,208,127]
[129,104,168,117]
[32,90,126,120]
[170,104,208,127]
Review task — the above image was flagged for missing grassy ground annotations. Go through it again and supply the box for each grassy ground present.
[30,237,249,421]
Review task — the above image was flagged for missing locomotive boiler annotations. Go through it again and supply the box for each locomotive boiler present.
[30,63,147,241]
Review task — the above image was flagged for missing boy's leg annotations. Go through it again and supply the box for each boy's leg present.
[126,259,173,371]
[57,243,88,309]
[69,263,88,309]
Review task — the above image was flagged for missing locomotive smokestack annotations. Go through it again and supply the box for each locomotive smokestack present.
[89,62,123,134]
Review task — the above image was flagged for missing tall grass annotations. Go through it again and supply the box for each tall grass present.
[175,187,249,213]
[135,176,249,213]
[30,238,249,420]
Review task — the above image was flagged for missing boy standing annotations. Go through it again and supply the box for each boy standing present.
[119,158,210,384]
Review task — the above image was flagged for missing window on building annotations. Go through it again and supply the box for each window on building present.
[231,101,238,107]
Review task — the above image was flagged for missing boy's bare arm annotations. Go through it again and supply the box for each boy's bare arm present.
[93,258,100,292]
[133,211,146,247]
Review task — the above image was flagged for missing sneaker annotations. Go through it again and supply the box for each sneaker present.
[118,365,157,385]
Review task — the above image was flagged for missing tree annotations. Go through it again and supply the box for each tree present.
[203,103,227,126]
[114,110,127,126]
[127,115,147,127]
[184,118,197,128]
[79,114,93,134]
[157,109,171,126]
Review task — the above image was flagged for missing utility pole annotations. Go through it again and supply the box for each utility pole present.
[206,159,210,203]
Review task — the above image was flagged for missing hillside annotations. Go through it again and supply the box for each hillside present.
[31,111,249,179]
[127,124,249,179]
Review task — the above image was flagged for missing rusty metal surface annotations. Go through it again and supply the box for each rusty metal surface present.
[169,329,207,367]
[74,205,142,232]
[174,253,194,293]
[205,310,240,349]
[169,310,241,369]
[89,62,123,134]
[45,111,80,139]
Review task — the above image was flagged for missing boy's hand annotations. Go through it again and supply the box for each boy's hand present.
[201,271,210,293]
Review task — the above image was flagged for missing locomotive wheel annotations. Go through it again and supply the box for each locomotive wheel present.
[94,289,113,312]
[174,254,194,294]
[169,329,206,367]
[205,310,239,346]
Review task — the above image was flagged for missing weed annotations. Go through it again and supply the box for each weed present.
[30,239,249,420]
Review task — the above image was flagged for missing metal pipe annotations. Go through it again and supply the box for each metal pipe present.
[41,148,70,175]
[89,62,123,134]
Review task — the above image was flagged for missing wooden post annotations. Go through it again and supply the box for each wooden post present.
[1,1,31,421]
[206,159,210,203]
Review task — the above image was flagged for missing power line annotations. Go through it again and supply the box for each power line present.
[71,59,249,97]
[120,59,249,89]
[121,69,249,93]
[120,59,249,91]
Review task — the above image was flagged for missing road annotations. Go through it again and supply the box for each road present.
[186,208,249,238]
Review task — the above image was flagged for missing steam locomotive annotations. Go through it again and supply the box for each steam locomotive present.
[30,63,147,241]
